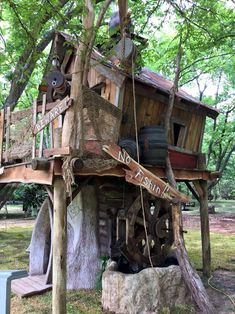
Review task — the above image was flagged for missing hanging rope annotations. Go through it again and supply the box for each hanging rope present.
[62,156,75,198]
[131,52,154,268]
[208,275,235,309]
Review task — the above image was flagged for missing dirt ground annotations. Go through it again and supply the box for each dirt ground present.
[0,218,34,229]
[183,212,235,235]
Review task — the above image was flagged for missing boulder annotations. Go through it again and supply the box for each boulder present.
[102,265,194,314]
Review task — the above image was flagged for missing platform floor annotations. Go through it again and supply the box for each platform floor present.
[11,274,52,297]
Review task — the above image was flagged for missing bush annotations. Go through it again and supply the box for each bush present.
[13,184,47,212]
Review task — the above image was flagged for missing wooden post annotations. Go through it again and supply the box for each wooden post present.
[194,180,211,277]
[5,107,11,163]
[52,177,67,314]
[0,109,5,165]
[39,94,46,158]
[32,100,38,158]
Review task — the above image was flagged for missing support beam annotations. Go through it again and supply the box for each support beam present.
[193,180,211,277]
[32,158,50,171]
[52,177,67,314]
[185,181,199,202]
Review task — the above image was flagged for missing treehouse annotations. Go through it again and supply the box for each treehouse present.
[0,32,219,300]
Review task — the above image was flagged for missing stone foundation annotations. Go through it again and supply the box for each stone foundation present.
[102,264,194,314]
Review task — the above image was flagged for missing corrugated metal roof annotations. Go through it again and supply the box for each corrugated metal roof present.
[138,69,219,119]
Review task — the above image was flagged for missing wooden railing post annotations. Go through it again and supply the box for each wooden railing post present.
[0,109,5,165]
[32,100,38,159]
[39,94,47,158]
[52,177,67,314]
[5,107,11,163]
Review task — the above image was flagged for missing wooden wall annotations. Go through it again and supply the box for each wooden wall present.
[56,39,206,155]
[120,81,206,154]
[88,68,117,105]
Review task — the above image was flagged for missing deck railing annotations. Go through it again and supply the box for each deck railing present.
[0,87,122,166]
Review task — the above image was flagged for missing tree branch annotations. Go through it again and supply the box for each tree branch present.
[181,52,234,73]
[4,5,77,110]
[83,0,112,85]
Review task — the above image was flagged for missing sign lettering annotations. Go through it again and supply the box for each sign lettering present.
[33,96,73,135]
[103,143,190,203]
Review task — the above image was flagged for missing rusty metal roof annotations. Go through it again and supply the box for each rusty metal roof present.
[137,69,219,119]
[56,32,219,119]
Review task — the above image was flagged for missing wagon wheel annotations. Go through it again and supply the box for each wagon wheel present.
[121,193,173,268]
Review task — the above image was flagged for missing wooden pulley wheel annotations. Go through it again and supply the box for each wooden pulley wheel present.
[46,70,65,88]
[115,37,135,62]
[118,194,174,268]
[155,213,169,239]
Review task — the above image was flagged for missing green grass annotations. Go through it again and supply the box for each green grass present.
[0,226,102,314]
[185,230,235,271]
[0,227,32,270]
[1,220,234,313]
[11,290,102,314]
[183,200,235,215]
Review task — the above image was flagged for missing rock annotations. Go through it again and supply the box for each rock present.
[106,260,118,271]
[102,265,194,314]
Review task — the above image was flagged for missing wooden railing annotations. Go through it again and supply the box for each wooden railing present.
[0,86,122,166]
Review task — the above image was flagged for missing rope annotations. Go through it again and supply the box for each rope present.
[131,52,154,268]
[208,275,235,309]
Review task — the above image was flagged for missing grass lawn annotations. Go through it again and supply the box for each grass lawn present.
[0,214,234,313]
[185,231,235,271]
[0,227,31,270]
[184,199,235,215]
[0,226,102,314]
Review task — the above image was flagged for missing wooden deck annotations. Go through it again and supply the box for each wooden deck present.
[11,275,52,297]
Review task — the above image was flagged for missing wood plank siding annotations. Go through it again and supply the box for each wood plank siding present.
[120,82,206,154]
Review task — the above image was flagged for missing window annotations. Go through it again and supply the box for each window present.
[173,122,186,147]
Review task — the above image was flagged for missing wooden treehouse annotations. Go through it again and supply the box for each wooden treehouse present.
[0,32,219,308]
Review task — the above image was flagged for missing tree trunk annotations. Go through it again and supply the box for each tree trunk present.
[4,6,77,111]
[67,184,100,289]
[163,35,214,312]
[0,184,18,209]
[172,203,214,313]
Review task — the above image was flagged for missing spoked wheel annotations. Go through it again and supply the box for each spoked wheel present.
[115,192,174,270]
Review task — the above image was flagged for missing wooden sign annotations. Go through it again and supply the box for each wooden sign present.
[33,96,72,135]
[103,143,190,203]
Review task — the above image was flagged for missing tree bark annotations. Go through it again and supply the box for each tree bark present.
[172,203,214,313]
[163,34,214,312]
[4,5,77,111]
[62,0,112,149]
[0,184,18,209]
[164,43,182,188]
[67,184,100,289]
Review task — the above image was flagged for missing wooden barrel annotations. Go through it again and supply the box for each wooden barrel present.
[119,139,138,161]
[138,126,168,166]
